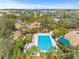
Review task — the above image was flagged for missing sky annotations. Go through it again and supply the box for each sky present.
[0,0,79,9]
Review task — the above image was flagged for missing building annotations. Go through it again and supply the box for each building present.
[64,30,79,47]
[26,22,40,29]
[57,30,79,48]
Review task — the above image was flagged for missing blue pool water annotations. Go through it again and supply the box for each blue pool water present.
[38,35,52,51]
[58,36,70,45]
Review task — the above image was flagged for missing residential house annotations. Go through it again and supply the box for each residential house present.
[15,20,24,30]
[26,21,40,29]
[57,30,79,48]
[64,30,79,47]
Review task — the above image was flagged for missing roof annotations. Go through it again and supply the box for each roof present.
[24,57,48,59]
[64,30,79,47]
[26,22,40,29]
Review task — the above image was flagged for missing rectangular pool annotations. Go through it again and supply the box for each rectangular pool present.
[38,35,52,51]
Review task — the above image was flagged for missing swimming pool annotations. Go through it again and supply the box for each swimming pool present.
[57,36,70,45]
[38,35,52,51]
[32,33,57,52]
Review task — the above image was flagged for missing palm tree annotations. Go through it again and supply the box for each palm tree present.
[8,36,24,59]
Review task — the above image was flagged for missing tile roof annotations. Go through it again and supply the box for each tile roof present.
[64,30,79,47]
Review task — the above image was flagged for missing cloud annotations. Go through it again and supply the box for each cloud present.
[0,0,79,9]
